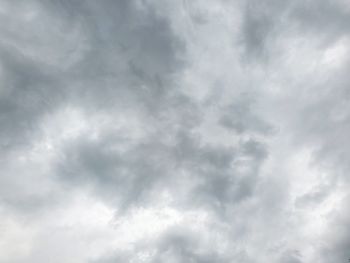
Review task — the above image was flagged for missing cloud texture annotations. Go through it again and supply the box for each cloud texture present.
[1,0,350,262]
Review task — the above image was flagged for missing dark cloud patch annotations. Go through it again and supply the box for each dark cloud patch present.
[55,117,269,214]
[241,1,274,61]
[56,131,174,211]
[239,0,350,63]
[319,195,350,263]
[291,0,350,45]
[219,94,273,135]
[0,0,186,215]
[53,0,186,115]
[0,43,63,151]
[239,0,290,62]
[149,228,231,263]
[279,250,303,263]
[191,139,268,214]
[0,0,186,150]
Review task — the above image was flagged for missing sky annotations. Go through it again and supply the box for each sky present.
[0,0,350,262]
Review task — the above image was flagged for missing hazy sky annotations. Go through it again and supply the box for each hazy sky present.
[1,0,350,262]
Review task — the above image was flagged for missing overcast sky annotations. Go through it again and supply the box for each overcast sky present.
[0,0,350,262]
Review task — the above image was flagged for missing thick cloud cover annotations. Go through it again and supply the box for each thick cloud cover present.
[1,0,350,262]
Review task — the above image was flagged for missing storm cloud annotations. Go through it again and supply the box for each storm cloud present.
[1,0,350,262]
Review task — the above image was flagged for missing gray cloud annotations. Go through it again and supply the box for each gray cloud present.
[1,0,350,262]
[0,43,62,151]
[219,93,274,135]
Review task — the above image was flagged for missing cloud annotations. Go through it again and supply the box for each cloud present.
[89,225,237,263]
[1,0,350,262]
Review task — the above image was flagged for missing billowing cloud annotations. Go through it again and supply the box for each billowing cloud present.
[1,0,350,262]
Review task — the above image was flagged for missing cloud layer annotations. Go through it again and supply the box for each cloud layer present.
[1,0,350,262]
